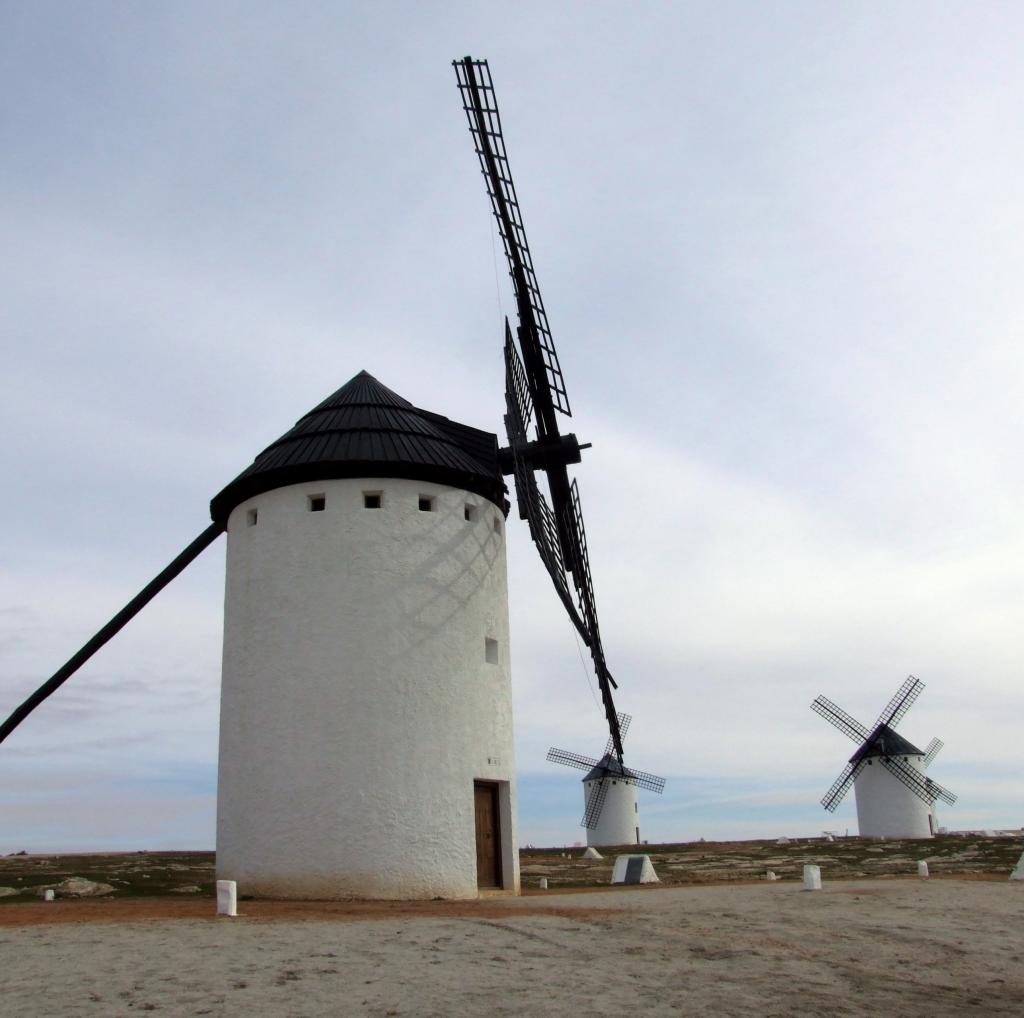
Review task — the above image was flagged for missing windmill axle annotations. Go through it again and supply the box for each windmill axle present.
[497,433,586,476]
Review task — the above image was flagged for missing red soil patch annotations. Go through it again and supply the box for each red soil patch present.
[0,895,616,929]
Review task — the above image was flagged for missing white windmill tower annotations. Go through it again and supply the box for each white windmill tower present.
[811,676,957,838]
[547,715,666,847]
[210,371,519,898]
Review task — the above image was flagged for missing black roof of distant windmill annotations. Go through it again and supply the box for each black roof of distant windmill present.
[811,675,957,813]
[454,57,628,765]
[547,714,666,828]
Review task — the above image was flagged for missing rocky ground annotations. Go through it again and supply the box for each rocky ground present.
[1,832,1021,902]
[0,850,214,900]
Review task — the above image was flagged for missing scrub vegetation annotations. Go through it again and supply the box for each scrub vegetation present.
[0,834,1020,902]
[522,833,1023,888]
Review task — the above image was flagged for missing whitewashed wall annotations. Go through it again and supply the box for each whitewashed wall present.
[584,777,640,847]
[854,755,933,839]
[217,477,519,898]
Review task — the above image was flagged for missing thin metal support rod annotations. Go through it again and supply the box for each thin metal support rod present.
[0,523,224,746]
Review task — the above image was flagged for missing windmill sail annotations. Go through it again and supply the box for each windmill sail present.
[821,759,866,812]
[455,55,626,762]
[454,57,570,428]
[874,675,924,730]
[811,695,870,743]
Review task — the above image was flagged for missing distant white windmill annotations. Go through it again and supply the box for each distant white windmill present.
[811,676,957,838]
[547,714,666,847]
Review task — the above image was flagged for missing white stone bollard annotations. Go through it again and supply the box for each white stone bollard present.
[766,870,779,881]
[216,879,238,916]
[610,855,660,885]
[539,877,548,889]
[917,861,929,878]
[802,864,822,891]
[43,889,55,902]
[1009,851,1024,881]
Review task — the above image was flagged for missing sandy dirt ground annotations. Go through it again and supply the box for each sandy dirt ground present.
[2,878,1022,1017]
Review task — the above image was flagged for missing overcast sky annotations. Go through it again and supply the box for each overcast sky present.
[2,3,1022,852]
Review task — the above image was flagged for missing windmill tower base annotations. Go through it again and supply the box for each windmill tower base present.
[584,776,640,847]
[854,756,933,839]
[215,424,523,900]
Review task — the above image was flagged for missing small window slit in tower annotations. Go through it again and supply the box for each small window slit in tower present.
[246,508,258,527]
[364,492,382,509]
[484,637,498,664]
[465,504,478,522]
[308,494,326,512]
[418,496,435,512]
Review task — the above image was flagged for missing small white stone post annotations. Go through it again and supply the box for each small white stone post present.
[917,861,929,877]
[216,879,238,916]
[802,864,822,891]
[539,877,548,889]
[43,889,55,902]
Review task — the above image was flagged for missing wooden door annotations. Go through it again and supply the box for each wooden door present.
[474,781,501,888]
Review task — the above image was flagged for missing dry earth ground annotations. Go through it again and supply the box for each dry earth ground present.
[2,839,1023,1017]
[2,879,1023,1017]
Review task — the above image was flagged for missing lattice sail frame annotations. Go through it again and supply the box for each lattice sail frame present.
[580,777,609,829]
[811,696,869,744]
[874,675,924,731]
[923,738,944,767]
[883,754,957,807]
[504,333,583,629]
[821,760,865,812]
[455,58,570,421]
[456,56,626,764]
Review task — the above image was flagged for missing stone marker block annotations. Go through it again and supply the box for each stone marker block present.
[539,877,548,889]
[802,864,822,891]
[216,879,238,916]
[611,855,659,885]
[766,870,779,881]
[917,861,929,878]
[43,889,55,902]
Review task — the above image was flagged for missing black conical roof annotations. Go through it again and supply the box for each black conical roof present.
[582,753,635,783]
[210,371,506,525]
[849,724,925,765]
